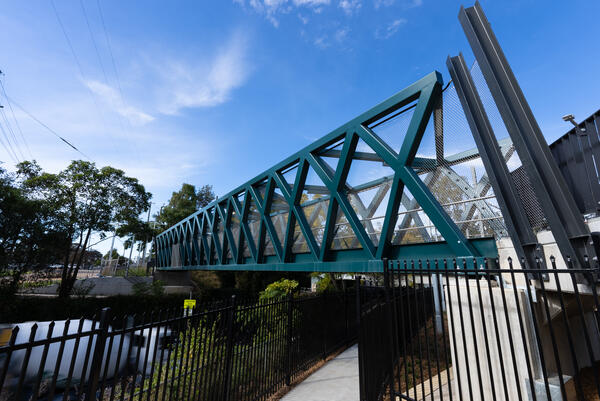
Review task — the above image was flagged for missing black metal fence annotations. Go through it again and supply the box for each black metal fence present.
[358,257,600,401]
[0,290,358,401]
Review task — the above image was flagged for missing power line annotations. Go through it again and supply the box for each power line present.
[0,121,19,163]
[0,73,24,161]
[0,106,24,161]
[0,76,33,159]
[51,0,88,85]
[50,0,115,154]
[96,0,128,118]
[81,0,132,160]
[79,0,109,85]
[6,96,92,161]
[95,0,142,163]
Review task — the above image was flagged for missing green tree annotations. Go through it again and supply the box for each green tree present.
[18,160,152,297]
[155,183,215,229]
[0,167,67,297]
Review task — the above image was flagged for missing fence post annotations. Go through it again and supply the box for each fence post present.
[85,307,110,401]
[322,294,328,360]
[356,276,366,401]
[382,258,397,396]
[285,292,293,386]
[343,281,349,344]
[223,295,237,401]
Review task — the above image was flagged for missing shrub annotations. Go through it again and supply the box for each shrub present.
[259,279,298,301]
[71,280,96,297]
[132,280,165,296]
[115,266,149,277]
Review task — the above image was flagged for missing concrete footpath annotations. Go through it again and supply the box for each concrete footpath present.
[281,344,359,401]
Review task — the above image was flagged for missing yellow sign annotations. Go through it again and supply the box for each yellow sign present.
[0,328,12,347]
[183,299,196,309]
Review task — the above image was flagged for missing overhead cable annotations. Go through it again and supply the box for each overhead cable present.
[95,0,142,163]
[81,0,130,158]
[0,121,19,163]
[0,107,24,161]
[0,77,33,159]
[50,0,113,152]
[6,96,92,161]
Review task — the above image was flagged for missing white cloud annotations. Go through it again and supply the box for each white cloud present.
[84,80,155,126]
[314,27,350,49]
[314,36,330,49]
[236,0,331,26]
[375,18,406,39]
[339,0,361,15]
[293,0,330,5]
[298,13,309,24]
[374,0,422,8]
[157,33,251,115]
[334,27,349,42]
[374,0,395,8]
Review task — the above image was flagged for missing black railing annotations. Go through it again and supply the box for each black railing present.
[358,257,600,401]
[0,290,358,401]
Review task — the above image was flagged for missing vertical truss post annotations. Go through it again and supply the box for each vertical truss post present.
[459,1,598,270]
[447,53,542,270]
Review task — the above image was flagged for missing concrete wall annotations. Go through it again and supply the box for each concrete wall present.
[23,276,192,296]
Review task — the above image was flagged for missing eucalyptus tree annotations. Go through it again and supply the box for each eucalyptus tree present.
[0,167,66,297]
[155,183,215,230]
[18,160,152,297]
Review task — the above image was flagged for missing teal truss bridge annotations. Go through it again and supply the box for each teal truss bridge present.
[156,70,505,273]
[157,1,600,274]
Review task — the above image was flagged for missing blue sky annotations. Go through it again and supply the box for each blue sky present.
[0,0,599,253]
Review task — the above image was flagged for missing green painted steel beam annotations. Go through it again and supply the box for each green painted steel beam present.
[157,239,496,272]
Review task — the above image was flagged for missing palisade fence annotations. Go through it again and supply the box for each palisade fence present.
[0,290,362,401]
[358,257,600,401]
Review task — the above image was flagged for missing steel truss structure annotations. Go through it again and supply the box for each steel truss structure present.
[157,1,599,274]
[156,72,499,272]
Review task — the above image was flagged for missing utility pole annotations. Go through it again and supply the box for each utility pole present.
[106,232,116,274]
[140,203,152,267]
[125,235,135,277]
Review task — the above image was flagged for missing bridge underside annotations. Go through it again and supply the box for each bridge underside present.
[156,69,507,273]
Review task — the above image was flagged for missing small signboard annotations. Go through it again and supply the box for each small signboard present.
[183,299,196,309]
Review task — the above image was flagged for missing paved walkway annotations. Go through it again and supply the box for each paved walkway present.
[281,344,359,401]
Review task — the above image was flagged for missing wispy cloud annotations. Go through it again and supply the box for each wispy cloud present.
[314,36,329,48]
[156,32,251,115]
[314,27,350,49]
[236,0,331,26]
[373,0,394,8]
[334,27,349,42]
[339,0,361,15]
[84,80,155,126]
[374,0,422,8]
[298,13,309,24]
[375,18,406,39]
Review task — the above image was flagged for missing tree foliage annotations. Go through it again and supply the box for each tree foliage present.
[15,160,152,297]
[155,183,215,230]
[0,167,67,297]
[259,278,298,301]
